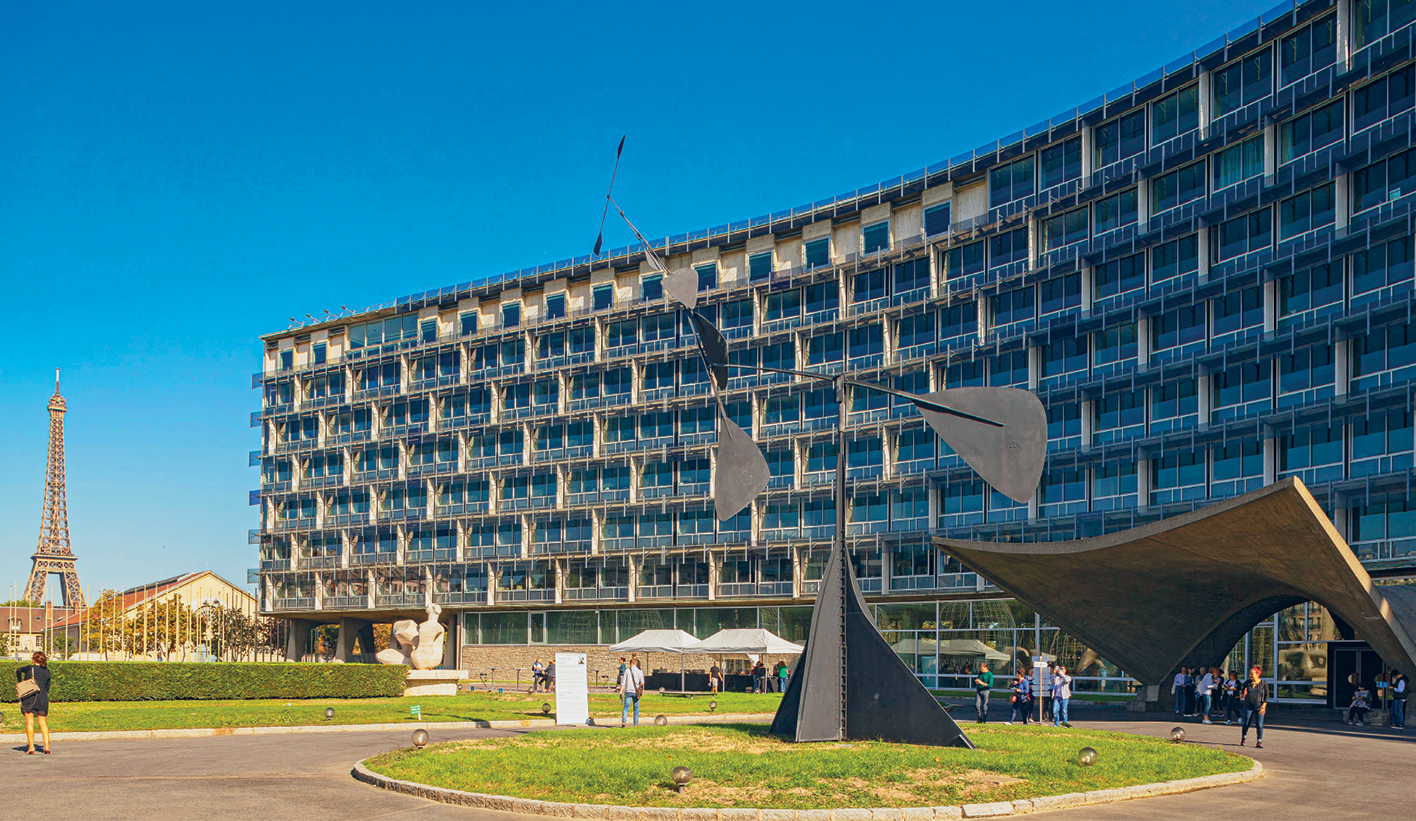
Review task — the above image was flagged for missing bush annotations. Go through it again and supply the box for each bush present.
[1,661,408,702]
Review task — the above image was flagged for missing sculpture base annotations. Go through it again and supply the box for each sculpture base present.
[404,669,467,697]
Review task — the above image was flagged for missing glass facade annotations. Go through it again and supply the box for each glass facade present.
[256,2,1416,701]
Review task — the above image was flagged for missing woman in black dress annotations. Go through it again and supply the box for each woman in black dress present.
[17,650,52,754]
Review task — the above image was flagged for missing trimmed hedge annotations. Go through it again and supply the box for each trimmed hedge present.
[0,661,408,702]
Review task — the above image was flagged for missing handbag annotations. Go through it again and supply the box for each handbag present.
[16,668,40,700]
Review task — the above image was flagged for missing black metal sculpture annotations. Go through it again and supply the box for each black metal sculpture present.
[593,141,1046,745]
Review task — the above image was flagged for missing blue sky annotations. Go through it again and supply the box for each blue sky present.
[0,0,1278,597]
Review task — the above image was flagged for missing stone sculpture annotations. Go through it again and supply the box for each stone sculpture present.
[376,601,446,670]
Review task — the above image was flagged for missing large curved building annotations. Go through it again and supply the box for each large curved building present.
[254,0,1416,703]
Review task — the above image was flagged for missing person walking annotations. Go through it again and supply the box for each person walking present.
[1007,669,1032,725]
[776,660,789,693]
[1391,669,1407,729]
[620,658,645,726]
[973,663,994,724]
[1197,667,1215,724]
[1172,667,1186,715]
[709,661,722,693]
[752,660,767,694]
[17,651,52,755]
[1239,665,1268,748]
[1223,669,1242,724]
[1051,664,1073,728]
[616,657,627,687]
[1346,683,1372,725]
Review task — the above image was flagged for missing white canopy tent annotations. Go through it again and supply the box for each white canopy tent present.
[697,628,804,655]
[890,637,1011,662]
[609,629,703,691]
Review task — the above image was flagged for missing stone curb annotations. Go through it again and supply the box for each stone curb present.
[351,757,1264,818]
[0,712,777,745]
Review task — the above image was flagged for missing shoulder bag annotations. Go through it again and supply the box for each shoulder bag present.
[16,667,40,700]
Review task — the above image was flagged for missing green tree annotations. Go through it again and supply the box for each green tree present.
[198,602,260,661]
[83,589,129,659]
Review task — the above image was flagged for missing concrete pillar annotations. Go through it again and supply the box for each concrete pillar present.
[336,617,369,662]
[285,618,315,662]
[442,615,459,671]
[357,622,376,657]
[1137,459,1153,511]
[1335,339,1350,396]
[1263,436,1277,485]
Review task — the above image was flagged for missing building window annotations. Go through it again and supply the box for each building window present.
[1039,137,1082,190]
[1095,109,1146,169]
[992,286,1034,327]
[1279,183,1336,240]
[1212,49,1272,118]
[279,350,293,371]
[898,313,934,349]
[924,203,951,236]
[1046,403,1081,443]
[1152,86,1199,145]
[1279,100,1344,164]
[1212,441,1264,496]
[765,289,801,320]
[693,263,717,292]
[1094,188,1138,235]
[1041,336,1087,382]
[607,319,637,349]
[862,221,890,254]
[941,302,978,340]
[807,332,844,364]
[1353,236,1414,301]
[1352,322,1416,392]
[1152,450,1206,503]
[459,312,478,336]
[946,358,985,387]
[894,258,929,294]
[1354,0,1416,52]
[852,269,887,303]
[1353,146,1416,213]
[1353,64,1416,133]
[848,324,884,359]
[313,343,326,365]
[1213,287,1263,337]
[946,241,985,279]
[501,303,521,329]
[1212,362,1272,416]
[1213,136,1264,190]
[805,281,839,314]
[748,252,772,282]
[1152,305,1205,353]
[988,228,1029,269]
[1039,273,1081,316]
[805,238,830,269]
[1094,253,1145,300]
[1042,207,1088,250]
[1152,234,1199,284]
[989,155,1035,208]
[1151,161,1206,215]
[545,293,566,319]
[1278,344,1335,403]
[1279,262,1342,319]
[990,350,1028,387]
[1281,14,1336,87]
[722,299,753,329]
[419,319,436,343]
[1151,379,1198,430]
[1213,208,1272,262]
[592,284,613,311]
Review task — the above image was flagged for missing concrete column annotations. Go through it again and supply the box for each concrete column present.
[1137,317,1151,369]
[284,618,315,662]
[1027,345,1041,390]
[792,545,803,599]
[880,550,893,593]
[627,561,639,604]
[1080,400,1095,450]
[1198,375,1212,427]
[357,622,376,657]
[1335,339,1350,396]
[1263,436,1277,485]
[1263,280,1278,333]
[554,560,564,605]
[336,617,369,662]
[707,554,719,602]
[1079,265,1094,318]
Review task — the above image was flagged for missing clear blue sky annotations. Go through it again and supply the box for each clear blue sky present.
[0,0,1277,597]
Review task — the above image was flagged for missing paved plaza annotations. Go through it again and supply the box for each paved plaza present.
[1,706,1410,820]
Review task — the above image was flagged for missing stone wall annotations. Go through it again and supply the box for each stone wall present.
[459,644,798,689]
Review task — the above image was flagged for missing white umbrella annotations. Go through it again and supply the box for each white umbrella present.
[609,629,704,691]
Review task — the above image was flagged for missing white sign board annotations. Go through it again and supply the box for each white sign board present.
[555,652,590,726]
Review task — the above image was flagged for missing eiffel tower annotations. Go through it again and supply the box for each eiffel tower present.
[24,370,86,608]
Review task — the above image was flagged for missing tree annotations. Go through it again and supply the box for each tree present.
[197,602,260,661]
[41,632,76,660]
[83,589,129,659]
[128,595,197,660]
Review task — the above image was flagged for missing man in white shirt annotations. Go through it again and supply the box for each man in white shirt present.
[1051,666,1073,728]
[1198,668,1215,724]
[620,658,645,726]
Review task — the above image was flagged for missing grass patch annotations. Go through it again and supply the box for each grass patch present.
[1,691,779,733]
[364,724,1251,809]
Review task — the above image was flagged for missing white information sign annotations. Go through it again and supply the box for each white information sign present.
[555,652,590,726]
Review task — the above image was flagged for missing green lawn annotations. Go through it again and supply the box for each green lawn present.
[6,691,779,733]
[366,724,1250,809]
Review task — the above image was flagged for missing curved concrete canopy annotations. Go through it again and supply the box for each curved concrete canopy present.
[936,479,1416,684]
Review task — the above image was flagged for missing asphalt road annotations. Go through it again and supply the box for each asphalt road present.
[1,705,1410,820]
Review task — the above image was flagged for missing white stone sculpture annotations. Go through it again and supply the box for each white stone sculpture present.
[376,601,446,670]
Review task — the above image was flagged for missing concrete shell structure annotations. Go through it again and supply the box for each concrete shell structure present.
[938,478,1416,684]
